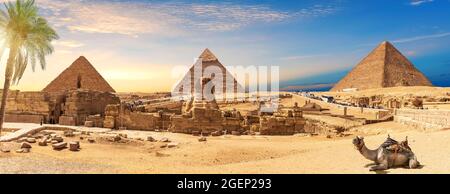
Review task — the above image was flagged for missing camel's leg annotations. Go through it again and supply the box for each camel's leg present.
[370,152,389,171]
[370,162,388,171]
[364,163,378,167]
[409,155,420,169]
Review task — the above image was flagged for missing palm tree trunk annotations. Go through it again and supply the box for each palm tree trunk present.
[0,47,18,134]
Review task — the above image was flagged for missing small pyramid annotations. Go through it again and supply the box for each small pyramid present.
[330,41,432,91]
[199,48,218,62]
[43,56,115,93]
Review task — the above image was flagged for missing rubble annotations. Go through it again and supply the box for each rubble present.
[26,138,36,143]
[38,140,47,146]
[118,133,128,138]
[103,135,122,142]
[87,138,95,143]
[167,142,178,148]
[52,136,64,143]
[52,142,67,150]
[64,131,74,137]
[16,137,27,143]
[20,142,32,149]
[147,136,156,142]
[160,144,167,148]
[160,137,170,142]
[69,142,80,151]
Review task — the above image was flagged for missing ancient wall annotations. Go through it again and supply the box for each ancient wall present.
[394,109,450,130]
[59,116,77,126]
[103,104,167,131]
[169,107,224,134]
[61,90,120,126]
[259,108,305,135]
[5,114,44,123]
[2,90,52,114]
[145,101,182,114]
[259,117,305,135]
[120,112,162,131]
[85,114,104,127]
[0,90,54,123]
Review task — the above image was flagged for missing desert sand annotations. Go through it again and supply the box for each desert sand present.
[0,121,449,174]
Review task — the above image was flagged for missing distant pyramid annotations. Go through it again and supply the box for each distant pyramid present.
[43,56,115,93]
[330,41,432,92]
[173,48,243,100]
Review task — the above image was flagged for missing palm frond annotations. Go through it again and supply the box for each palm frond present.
[0,0,58,85]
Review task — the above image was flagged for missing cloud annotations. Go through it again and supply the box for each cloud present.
[410,0,434,6]
[53,40,85,48]
[31,0,338,37]
[392,32,450,43]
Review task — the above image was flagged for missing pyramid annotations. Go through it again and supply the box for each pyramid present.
[199,48,218,62]
[42,56,115,93]
[173,48,243,100]
[330,41,432,92]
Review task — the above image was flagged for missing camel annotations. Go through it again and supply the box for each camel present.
[352,135,420,171]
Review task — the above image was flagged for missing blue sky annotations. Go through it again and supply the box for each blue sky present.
[2,0,450,92]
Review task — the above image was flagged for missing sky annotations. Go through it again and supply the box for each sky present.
[1,0,450,92]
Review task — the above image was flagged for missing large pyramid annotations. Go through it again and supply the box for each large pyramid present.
[172,48,243,100]
[43,56,115,93]
[331,41,432,92]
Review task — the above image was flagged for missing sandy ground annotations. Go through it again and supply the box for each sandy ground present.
[1,121,449,174]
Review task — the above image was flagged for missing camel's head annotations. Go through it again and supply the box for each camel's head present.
[352,136,365,150]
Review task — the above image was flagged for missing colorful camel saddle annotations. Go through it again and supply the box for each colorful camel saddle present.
[380,135,412,154]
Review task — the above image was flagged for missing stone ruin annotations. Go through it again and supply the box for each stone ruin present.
[345,95,426,109]
[2,90,53,123]
[58,89,120,126]
[1,89,120,126]
[101,77,308,136]
[169,77,241,135]
[103,103,171,131]
[259,103,305,135]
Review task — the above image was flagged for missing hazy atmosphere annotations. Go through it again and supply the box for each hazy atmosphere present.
[0,0,449,92]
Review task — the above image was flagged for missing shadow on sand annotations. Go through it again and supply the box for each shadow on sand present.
[366,163,425,174]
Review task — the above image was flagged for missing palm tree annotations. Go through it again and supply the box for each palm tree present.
[0,0,58,132]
